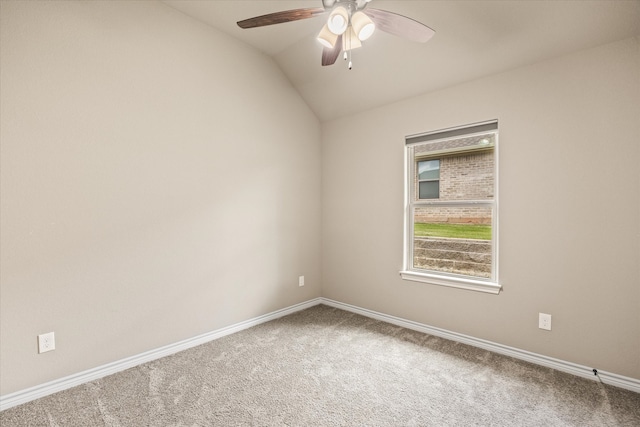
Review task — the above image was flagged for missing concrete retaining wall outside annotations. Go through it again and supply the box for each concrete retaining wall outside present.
[414,237,491,278]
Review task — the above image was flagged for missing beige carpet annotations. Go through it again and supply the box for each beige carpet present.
[2,305,639,426]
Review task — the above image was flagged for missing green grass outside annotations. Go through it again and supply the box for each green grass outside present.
[415,222,491,240]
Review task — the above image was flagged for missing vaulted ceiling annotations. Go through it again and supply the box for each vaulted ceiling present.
[163,0,640,122]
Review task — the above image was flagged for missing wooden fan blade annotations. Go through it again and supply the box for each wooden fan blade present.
[237,8,325,29]
[322,35,343,66]
[363,8,435,43]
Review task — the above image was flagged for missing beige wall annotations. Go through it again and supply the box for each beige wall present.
[0,1,321,395]
[322,37,640,379]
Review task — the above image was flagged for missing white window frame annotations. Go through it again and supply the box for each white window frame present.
[400,121,501,294]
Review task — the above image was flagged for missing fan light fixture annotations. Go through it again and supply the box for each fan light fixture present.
[317,23,339,49]
[316,2,376,68]
[327,6,349,35]
[342,27,362,50]
[351,11,375,41]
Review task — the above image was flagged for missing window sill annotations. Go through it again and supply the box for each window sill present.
[399,270,502,294]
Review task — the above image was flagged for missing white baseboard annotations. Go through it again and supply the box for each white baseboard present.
[2,296,638,411]
[0,298,322,411]
[319,298,640,394]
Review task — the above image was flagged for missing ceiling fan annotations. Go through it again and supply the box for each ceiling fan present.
[237,0,435,69]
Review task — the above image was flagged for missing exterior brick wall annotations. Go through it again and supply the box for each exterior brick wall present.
[415,206,492,224]
[439,151,494,200]
[414,149,494,224]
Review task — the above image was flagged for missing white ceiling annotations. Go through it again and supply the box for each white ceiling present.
[163,0,640,122]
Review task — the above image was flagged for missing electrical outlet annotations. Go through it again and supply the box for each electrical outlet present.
[298,276,305,287]
[38,332,55,353]
[538,313,552,331]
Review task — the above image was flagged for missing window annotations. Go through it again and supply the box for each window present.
[418,160,440,199]
[401,121,501,294]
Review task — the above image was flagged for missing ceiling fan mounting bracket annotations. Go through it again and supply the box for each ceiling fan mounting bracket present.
[327,0,370,13]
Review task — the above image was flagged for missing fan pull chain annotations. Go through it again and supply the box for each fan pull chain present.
[344,23,353,70]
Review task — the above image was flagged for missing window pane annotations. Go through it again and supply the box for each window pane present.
[418,160,440,180]
[413,205,492,279]
[419,181,439,199]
